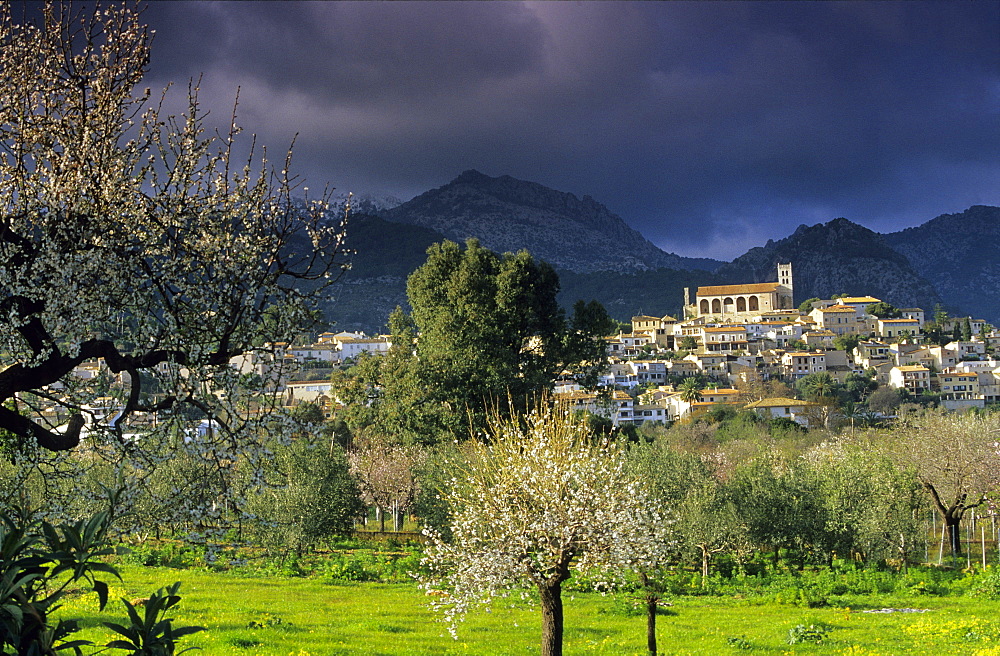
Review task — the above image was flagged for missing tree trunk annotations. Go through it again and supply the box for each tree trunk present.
[538,580,564,656]
[946,514,962,557]
[637,572,658,656]
[646,593,658,656]
[700,544,710,587]
[393,501,403,531]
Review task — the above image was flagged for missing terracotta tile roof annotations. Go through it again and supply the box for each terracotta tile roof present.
[696,282,780,295]
[745,397,818,408]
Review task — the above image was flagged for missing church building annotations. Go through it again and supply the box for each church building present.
[684,264,794,319]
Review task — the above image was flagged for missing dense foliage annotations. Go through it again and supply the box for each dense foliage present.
[334,239,616,443]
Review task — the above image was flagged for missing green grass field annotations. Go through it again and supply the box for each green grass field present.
[57,563,1000,655]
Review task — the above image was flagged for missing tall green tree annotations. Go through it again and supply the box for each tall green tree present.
[843,372,877,403]
[933,304,949,325]
[798,297,821,313]
[962,317,973,342]
[797,373,840,401]
[341,239,614,443]
[833,333,863,354]
[678,377,704,404]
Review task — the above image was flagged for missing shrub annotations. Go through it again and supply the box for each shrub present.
[970,568,1000,600]
[787,622,832,644]
[1,503,201,655]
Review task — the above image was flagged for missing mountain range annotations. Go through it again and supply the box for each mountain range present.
[320,170,998,332]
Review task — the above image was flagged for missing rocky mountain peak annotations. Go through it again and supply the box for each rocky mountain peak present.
[884,205,1000,322]
[382,171,721,274]
[718,217,940,309]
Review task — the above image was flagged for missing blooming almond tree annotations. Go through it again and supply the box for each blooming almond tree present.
[420,403,674,656]
[0,4,344,447]
[890,410,1000,558]
[0,3,346,531]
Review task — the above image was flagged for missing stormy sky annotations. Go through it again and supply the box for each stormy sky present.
[139,1,998,261]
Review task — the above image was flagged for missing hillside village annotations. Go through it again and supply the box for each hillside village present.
[63,263,998,434]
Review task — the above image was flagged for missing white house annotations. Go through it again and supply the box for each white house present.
[554,389,635,426]
[937,369,982,410]
[780,351,827,379]
[888,365,931,394]
[744,397,819,427]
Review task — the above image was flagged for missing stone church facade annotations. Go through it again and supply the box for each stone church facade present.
[684,263,794,319]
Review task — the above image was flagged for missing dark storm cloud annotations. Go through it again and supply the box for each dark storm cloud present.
[141,1,999,260]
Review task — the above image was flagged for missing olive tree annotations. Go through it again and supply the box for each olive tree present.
[419,403,674,656]
[805,439,923,564]
[728,455,829,567]
[0,4,345,525]
[247,436,363,553]
[629,441,744,585]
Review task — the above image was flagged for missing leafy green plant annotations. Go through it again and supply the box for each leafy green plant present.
[726,635,753,650]
[103,582,205,655]
[786,622,831,645]
[773,586,829,608]
[0,506,122,654]
[246,613,291,629]
[970,568,1000,600]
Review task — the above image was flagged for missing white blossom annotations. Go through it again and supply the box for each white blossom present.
[418,402,675,641]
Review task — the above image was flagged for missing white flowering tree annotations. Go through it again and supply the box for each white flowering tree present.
[348,432,426,532]
[0,4,345,528]
[420,403,674,656]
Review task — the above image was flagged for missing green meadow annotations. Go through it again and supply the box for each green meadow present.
[58,561,1000,656]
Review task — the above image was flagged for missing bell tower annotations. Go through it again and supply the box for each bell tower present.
[778,263,793,290]
[777,263,793,308]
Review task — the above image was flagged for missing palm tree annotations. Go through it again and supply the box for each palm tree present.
[678,377,705,403]
[799,372,837,401]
